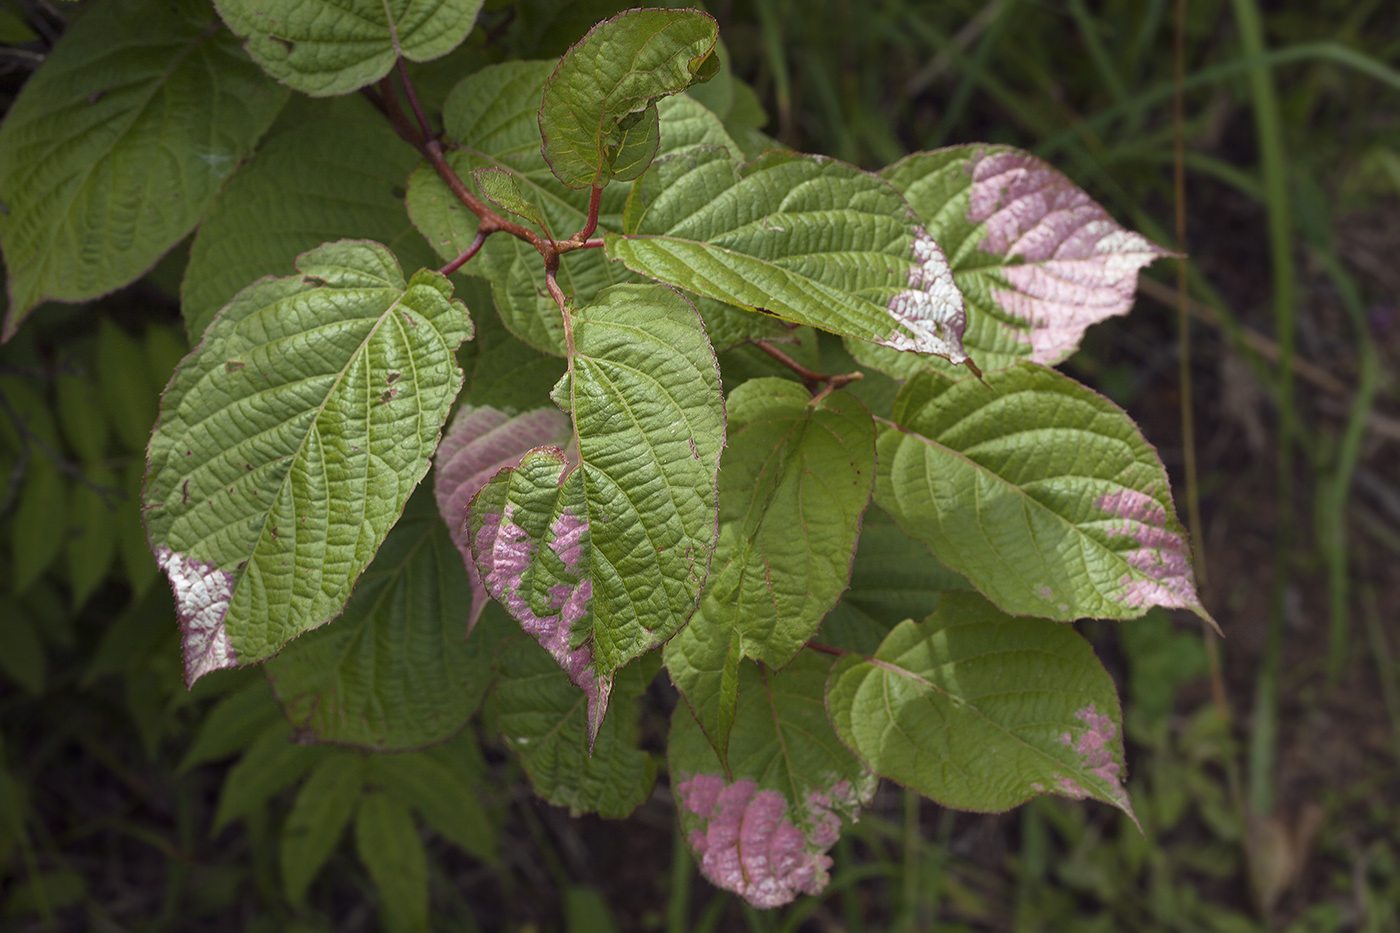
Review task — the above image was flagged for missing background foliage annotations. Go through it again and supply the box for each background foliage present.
[0,0,1397,930]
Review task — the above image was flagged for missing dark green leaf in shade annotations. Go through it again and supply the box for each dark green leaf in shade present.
[265,487,498,750]
[494,635,657,818]
[874,362,1210,624]
[281,755,364,905]
[10,457,65,595]
[851,146,1172,378]
[355,791,430,933]
[144,241,473,687]
[467,284,722,742]
[606,148,968,362]
[825,590,1135,819]
[365,736,497,862]
[0,0,288,337]
[118,458,159,597]
[669,652,876,909]
[538,8,719,189]
[66,467,117,608]
[215,0,485,97]
[183,107,439,341]
[0,600,44,695]
[96,321,158,455]
[179,677,285,771]
[213,722,332,834]
[55,366,109,464]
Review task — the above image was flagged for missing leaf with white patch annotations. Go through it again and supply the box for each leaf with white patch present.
[264,488,498,750]
[875,362,1210,624]
[467,283,723,741]
[494,634,657,819]
[826,590,1134,818]
[851,146,1172,377]
[670,651,876,909]
[215,0,485,96]
[432,404,572,630]
[144,240,473,686]
[538,8,719,190]
[606,148,968,362]
[0,0,287,337]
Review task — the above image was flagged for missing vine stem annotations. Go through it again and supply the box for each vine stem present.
[752,340,863,397]
[546,261,583,459]
[805,642,846,658]
[438,231,486,277]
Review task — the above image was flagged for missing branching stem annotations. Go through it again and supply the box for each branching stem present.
[438,231,487,277]
[753,340,863,397]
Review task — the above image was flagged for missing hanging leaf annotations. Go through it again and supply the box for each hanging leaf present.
[66,467,117,609]
[213,722,332,833]
[432,404,572,631]
[215,0,485,97]
[494,635,657,819]
[264,488,498,750]
[467,283,722,741]
[669,651,876,909]
[365,738,497,863]
[10,458,66,595]
[0,0,287,337]
[355,790,429,933]
[851,146,1172,377]
[606,148,968,362]
[96,321,158,455]
[538,8,719,189]
[144,240,473,687]
[55,366,110,465]
[875,362,1210,623]
[182,107,439,341]
[662,596,741,769]
[281,754,364,905]
[826,590,1135,819]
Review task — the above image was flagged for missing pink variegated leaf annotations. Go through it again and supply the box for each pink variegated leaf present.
[850,146,1172,378]
[670,652,876,909]
[432,405,572,632]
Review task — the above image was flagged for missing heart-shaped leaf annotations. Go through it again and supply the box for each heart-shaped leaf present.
[215,0,485,96]
[467,283,723,741]
[826,590,1135,819]
[875,362,1210,623]
[606,148,968,362]
[144,240,473,686]
[670,651,876,909]
[851,146,1172,377]
[538,8,719,189]
[0,0,287,336]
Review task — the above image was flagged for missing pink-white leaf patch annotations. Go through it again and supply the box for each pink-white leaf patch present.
[968,148,1172,364]
[1096,488,1206,617]
[1054,704,1134,821]
[155,547,236,687]
[432,405,572,631]
[675,773,856,908]
[884,226,968,363]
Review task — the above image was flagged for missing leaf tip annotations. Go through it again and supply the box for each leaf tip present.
[881,226,968,362]
[154,546,238,687]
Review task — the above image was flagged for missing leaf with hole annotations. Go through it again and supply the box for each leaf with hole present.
[826,590,1135,818]
[0,0,287,336]
[144,240,473,687]
[875,362,1209,623]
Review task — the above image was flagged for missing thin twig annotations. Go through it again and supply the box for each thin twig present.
[439,231,487,277]
[753,340,863,396]
[396,57,436,143]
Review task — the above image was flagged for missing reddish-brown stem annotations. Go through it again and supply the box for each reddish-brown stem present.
[373,77,425,150]
[753,340,863,396]
[396,58,435,144]
[578,237,606,250]
[806,642,846,658]
[439,231,487,276]
[577,186,602,242]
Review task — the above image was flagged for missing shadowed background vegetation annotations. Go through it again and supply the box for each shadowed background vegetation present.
[1,0,1397,930]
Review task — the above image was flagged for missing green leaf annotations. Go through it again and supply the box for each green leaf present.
[851,146,1172,378]
[0,600,44,695]
[875,362,1209,623]
[468,283,721,740]
[433,404,573,630]
[264,486,495,751]
[825,590,1134,818]
[180,677,285,771]
[213,722,331,834]
[713,379,874,665]
[183,107,440,341]
[661,597,741,769]
[55,366,109,464]
[355,790,429,933]
[144,240,473,687]
[459,305,569,413]
[606,148,968,362]
[538,8,719,190]
[10,457,65,594]
[494,635,657,819]
[819,506,970,655]
[281,755,364,905]
[472,167,550,233]
[117,458,158,596]
[215,0,485,97]
[66,467,117,608]
[96,321,158,455]
[0,0,288,336]
[366,738,496,862]
[669,651,876,909]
